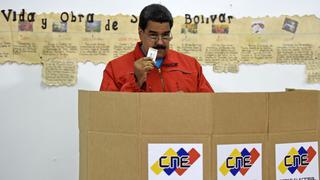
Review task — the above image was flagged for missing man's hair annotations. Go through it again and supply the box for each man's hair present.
[139,4,173,31]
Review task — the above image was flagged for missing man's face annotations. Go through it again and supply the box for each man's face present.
[139,20,172,58]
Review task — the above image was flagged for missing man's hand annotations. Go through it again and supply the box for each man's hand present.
[134,57,154,87]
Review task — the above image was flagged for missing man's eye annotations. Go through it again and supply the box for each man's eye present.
[149,35,157,38]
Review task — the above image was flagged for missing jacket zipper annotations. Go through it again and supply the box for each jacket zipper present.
[158,68,165,92]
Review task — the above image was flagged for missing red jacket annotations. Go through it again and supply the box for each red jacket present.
[100,42,214,92]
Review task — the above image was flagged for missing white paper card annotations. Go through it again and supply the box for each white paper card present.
[147,47,158,62]
[148,143,203,180]
[275,141,319,180]
[217,143,262,180]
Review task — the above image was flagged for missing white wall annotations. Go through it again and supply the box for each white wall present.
[0,1,319,180]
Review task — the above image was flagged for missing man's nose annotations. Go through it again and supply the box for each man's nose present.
[156,37,165,45]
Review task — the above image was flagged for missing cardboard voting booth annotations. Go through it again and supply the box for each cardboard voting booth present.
[79,90,320,180]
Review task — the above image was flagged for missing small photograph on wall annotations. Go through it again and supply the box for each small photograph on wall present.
[52,22,67,32]
[181,23,198,34]
[251,21,265,34]
[18,21,33,32]
[85,21,101,32]
[212,24,229,34]
[282,18,298,33]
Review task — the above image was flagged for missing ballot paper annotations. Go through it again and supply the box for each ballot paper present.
[147,47,157,62]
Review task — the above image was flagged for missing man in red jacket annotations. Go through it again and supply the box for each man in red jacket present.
[100,4,214,92]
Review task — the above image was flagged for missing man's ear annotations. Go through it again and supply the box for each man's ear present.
[138,28,143,35]
[138,28,143,40]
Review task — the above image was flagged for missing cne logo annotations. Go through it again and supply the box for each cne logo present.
[219,148,260,176]
[278,146,317,174]
[150,147,200,176]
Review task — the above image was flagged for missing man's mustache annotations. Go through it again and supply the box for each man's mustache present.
[153,45,166,50]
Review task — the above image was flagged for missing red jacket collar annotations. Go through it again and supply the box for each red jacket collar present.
[132,42,178,67]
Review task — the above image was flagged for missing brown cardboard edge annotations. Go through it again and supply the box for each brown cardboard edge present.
[79,132,88,180]
[86,131,140,180]
[268,91,319,133]
[212,92,269,135]
[139,93,214,135]
[138,93,142,180]
[318,92,320,139]
[79,90,91,180]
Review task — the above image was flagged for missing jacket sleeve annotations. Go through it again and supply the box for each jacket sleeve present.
[197,63,214,92]
[99,62,142,92]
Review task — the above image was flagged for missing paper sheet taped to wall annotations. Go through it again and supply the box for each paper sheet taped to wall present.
[42,58,77,86]
[0,12,319,85]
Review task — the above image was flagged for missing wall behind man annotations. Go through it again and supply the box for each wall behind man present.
[0,0,319,180]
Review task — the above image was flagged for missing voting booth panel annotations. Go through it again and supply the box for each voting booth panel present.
[79,90,320,180]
